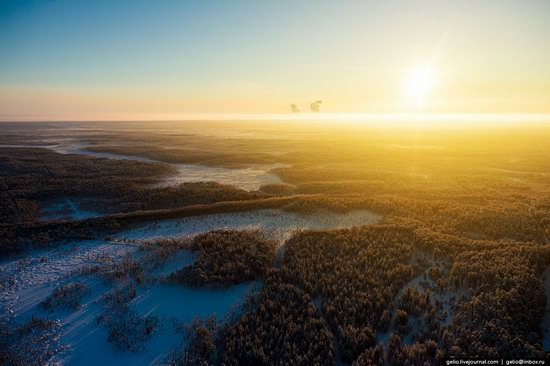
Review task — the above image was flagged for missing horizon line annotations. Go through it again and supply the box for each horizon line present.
[1,112,550,123]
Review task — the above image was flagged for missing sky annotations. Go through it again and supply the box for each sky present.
[1,0,549,121]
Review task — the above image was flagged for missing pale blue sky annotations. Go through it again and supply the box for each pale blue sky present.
[1,0,549,120]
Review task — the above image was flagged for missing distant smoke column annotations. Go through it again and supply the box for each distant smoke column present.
[310,100,322,112]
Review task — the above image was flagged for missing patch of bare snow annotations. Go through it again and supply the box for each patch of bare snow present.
[1,142,287,191]
[152,250,197,278]
[0,208,381,364]
[57,265,258,365]
[42,196,99,221]
[155,162,286,191]
[0,240,136,319]
[115,209,382,245]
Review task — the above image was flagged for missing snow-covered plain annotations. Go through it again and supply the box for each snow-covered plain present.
[1,142,285,191]
[41,196,99,221]
[72,144,286,191]
[153,162,285,191]
[1,208,381,365]
[0,240,135,318]
[115,208,382,245]
[0,139,382,363]
[0,239,257,365]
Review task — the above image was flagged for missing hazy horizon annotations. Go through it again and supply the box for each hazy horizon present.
[2,0,550,122]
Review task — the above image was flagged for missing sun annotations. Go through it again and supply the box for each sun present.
[404,65,435,109]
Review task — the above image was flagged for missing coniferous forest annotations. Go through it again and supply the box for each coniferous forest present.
[1,122,549,365]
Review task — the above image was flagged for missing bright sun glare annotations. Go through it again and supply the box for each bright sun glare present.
[405,66,435,109]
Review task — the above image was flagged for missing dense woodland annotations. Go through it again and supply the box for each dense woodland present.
[0,147,264,224]
[169,230,276,288]
[279,227,419,363]
[218,276,335,366]
[0,147,265,257]
[1,122,550,364]
[178,226,550,365]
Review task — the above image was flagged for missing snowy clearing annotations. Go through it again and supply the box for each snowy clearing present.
[115,208,382,244]
[0,240,136,318]
[0,207,381,364]
[41,196,99,221]
[1,142,285,191]
[0,239,257,365]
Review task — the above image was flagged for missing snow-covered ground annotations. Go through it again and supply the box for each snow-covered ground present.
[376,259,457,346]
[0,240,134,364]
[1,142,285,191]
[154,162,285,191]
[115,209,382,245]
[0,240,135,318]
[58,281,258,366]
[0,239,258,365]
[72,144,286,191]
[152,250,197,278]
[1,141,384,365]
[0,208,381,365]
[41,196,99,221]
